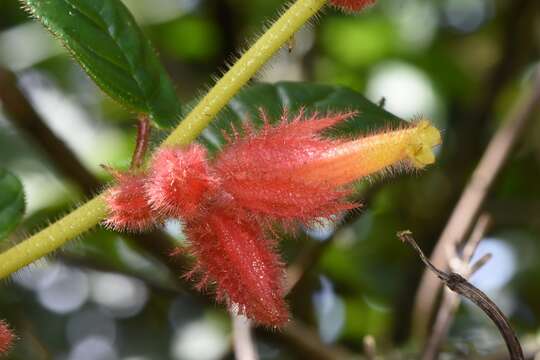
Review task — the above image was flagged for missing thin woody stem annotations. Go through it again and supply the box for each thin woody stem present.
[399,231,524,360]
[0,0,328,279]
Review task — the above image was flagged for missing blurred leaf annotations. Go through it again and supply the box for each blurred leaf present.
[155,16,222,61]
[0,169,25,240]
[23,0,182,128]
[321,17,397,67]
[198,81,404,153]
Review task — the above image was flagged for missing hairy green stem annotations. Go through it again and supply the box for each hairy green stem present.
[0,0,327,279]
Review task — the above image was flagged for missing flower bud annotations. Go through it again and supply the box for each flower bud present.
[103,171,156,232]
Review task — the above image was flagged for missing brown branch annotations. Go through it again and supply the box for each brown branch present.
[422,214,491,360]
[399,231,524,360]
[412,0,540,340]
[481,339,540,360]
[0,67,101,196]
[413,66,540,340]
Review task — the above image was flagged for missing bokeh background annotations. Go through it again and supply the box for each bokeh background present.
[1,0,540,359]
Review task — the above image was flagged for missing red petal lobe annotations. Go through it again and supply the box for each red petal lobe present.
[185,206,288,327]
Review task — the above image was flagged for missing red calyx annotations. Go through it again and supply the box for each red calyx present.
[103,171,157,232]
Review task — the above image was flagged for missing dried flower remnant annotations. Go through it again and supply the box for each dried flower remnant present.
[330,0,376,13]
[0,320,14,355]
[103,109,441,326]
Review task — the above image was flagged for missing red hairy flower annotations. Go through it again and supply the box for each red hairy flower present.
[103,107,441,327]
[330,0,376,13]
[0,320,14,355]
[103,171,157,232]
[146,145,218,219]
[185,204,288,326]
[214,111,357,225]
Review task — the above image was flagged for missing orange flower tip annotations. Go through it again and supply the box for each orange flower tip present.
[146,145,218,219]
[329,0,376,13]
[103,171,156,232]
[0,320,14,355]
[405,119,442,169]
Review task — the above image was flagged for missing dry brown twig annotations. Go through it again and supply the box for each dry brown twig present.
[421,213,492,360]
[413,67,540,341]
[399,230,524,360]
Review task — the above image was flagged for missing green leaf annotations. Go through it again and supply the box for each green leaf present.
[198,81,404,153]
[23,0,181,128]
[0,169,25,240]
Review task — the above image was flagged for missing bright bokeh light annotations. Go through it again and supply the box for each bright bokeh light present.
[443,0,494,33]
[89,272,149,318]
[13,261,63,291]
[0,22,61,71]
[366,61,443,121]
[304,216,339,242]
[383,0,439,50]
[68,335,118,360]
[66,308,117,346]
[170,319,229,360]
[313,276,346,343]
[470,238,517,292]
[37,264,89,314]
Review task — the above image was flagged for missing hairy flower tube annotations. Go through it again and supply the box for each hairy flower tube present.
[330,0,376,13]
[215,112,441,225]
[103,110,441,326]
[0,320,14,355]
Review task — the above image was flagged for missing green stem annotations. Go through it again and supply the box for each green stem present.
[0,0,328,279]
[163,0,328,146]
